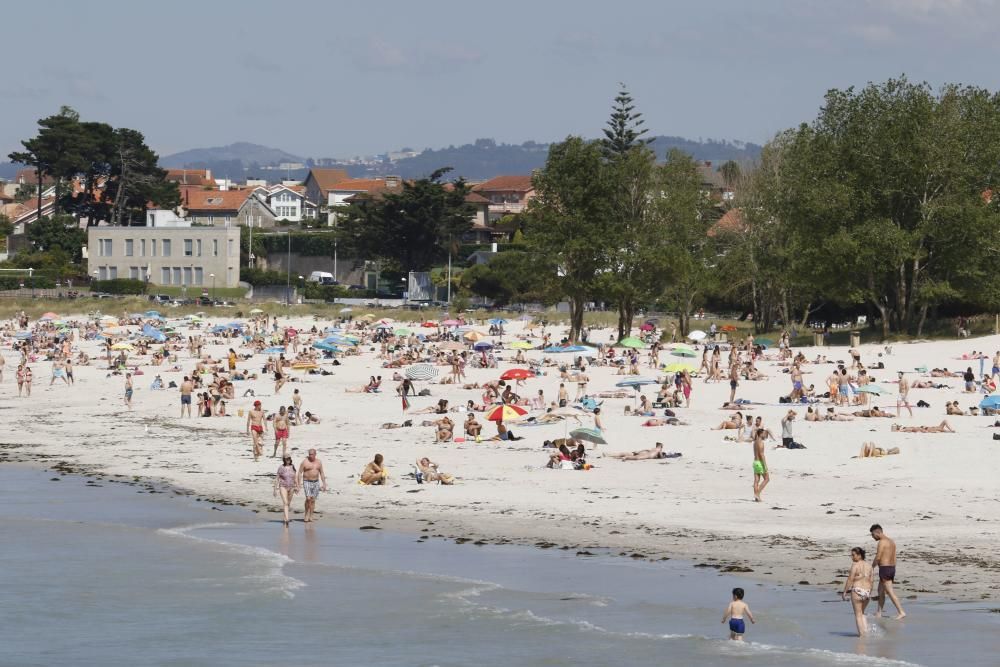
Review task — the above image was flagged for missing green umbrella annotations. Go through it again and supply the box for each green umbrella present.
[617,336,646,349]
[394,328,412,336]
[569,428,608,445]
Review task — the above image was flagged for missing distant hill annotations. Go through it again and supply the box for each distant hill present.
[1,136,763,187]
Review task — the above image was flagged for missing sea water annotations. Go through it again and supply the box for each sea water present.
[0,465,996,667]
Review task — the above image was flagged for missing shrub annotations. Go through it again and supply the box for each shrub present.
[242,267,289,286]
[90,278,147,295]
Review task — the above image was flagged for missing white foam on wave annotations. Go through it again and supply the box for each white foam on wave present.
[728,640,925,666]
[157,522,305,599]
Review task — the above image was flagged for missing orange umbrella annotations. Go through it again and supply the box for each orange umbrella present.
[485,404,527,422]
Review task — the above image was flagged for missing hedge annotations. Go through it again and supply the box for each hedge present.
[90,279,147,295]
[242,267,290,286]
[0,275,57,289]
[258,232,338,257]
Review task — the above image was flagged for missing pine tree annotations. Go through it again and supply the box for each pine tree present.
[601,84,652,159]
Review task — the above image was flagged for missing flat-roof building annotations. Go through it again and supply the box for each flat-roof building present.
[87,226,241,288]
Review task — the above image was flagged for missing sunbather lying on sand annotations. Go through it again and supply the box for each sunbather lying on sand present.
[851,407,893,418]
[642,417,689,426]
[891,420,955,433]
[855,442,900,458]
[607,443,677,460]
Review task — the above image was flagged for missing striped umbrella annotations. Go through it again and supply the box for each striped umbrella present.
[404,364,439,381]
[485,404,528,422]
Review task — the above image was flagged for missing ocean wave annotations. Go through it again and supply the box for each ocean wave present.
[726,641,924,666]
[157,522,305,599]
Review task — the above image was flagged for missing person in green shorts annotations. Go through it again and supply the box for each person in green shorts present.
[752,428,769,502]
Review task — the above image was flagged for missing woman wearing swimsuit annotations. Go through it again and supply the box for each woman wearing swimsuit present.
[273,456,297,526]
[841,546,874,636]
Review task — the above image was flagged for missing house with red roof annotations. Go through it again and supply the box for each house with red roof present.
[471,175,535,222]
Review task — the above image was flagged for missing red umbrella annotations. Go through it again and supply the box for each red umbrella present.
[640,323,655,331]
[485,404,527,422]
[421,321,438,328]
[500,368,535,381]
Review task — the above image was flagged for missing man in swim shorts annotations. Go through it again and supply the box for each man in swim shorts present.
[870,524,906,619]
[180,376,194,418]
[752,428,769,502]
[246,400,266,461]
[296,448,327,523]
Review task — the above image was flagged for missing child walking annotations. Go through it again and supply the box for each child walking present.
[721,587,756,640]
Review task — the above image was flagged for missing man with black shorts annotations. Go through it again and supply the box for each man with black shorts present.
[870,524,906,619]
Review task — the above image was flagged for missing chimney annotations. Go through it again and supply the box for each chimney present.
[704,161,712,168]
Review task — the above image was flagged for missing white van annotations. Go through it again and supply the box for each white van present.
[307,271,336,285]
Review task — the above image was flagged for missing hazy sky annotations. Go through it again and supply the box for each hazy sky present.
[5,0,999,160]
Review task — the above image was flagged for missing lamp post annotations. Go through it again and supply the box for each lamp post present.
[209,273,215,302]
[285,231,291,306]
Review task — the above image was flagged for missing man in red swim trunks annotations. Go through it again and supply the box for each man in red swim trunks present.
[246,400,267,461]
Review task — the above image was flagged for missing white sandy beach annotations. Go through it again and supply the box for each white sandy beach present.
[5,311,1000,603]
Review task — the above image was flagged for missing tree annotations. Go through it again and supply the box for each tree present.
[601,85,652,159]
[103,127,179,226]
[774,77,1000,337]
[461,251,555,306]
[719,160,742,190]
[338,168,474,272]
[9,106,88,219]
[524,137,615,341]
[26,215,87,263]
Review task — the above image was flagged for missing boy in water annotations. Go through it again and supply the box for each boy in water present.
[721,587,755,640]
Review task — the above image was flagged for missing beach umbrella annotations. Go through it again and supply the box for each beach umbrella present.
[544,345,586,353]
[375,323,393,330]
[142,324,166,343]
[421,321,438,328]
[616,377,659,389]
[14,332,32,339]
[312,341,340,353]
[500,368,535,381]
[464,331,484,342]
[473,341,494,351]
[510,341,534,350]
[569,428,607,445]
[39,312,58,321]
[110,342,134,351]
[980,395,1000,409]
[263,346,286,354]
[617,336,646,349]
[404,364,439,381]
[442,319,462,326]
[669,344,697,358]
[687,330,707,341]
[640,323,655,332]
[721,325,738,332]
[394,328,412,337]
[339,307,353,314]
[489,318,508,325]
[663,362,695,373]
[857,384,888,395]
[485,404,528,422]
[324,336,356,346]
[249,308,264,314]
[362,313,376,320]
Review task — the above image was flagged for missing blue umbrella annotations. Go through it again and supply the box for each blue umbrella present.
[312,341,340,353]
[489,318,508,325]
[14,332,32,339]
[324,336,356,346]
[142,324,166,343]
[980,395,1000,409]
[615,377,659,388]
[544,345,587,353]
[473,341,494,351]
[145,310,162,318]
[226,322,244,329]
[263,346,285,354]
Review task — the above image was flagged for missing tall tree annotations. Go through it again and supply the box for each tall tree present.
[338,168,474,272]
[103,127,179,226]
[719,160,742,190]
[524,137,615,341]
[601,85,652,159]
[9,106,88,219]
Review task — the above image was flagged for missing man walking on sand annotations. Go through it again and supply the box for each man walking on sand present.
[296,448,327,523]
[752,428,769,502]
[870,524,906,619]
[896,372,913,417]
[728,362,740,404]
[180,376,194,418]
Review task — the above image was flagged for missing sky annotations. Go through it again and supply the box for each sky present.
[4,0,1000,160]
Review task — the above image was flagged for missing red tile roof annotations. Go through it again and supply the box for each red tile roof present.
[708,208,745,237]
[184,189,251,212]
[472,175,534,193]
[165,169,214,187]
[464,192,490,204]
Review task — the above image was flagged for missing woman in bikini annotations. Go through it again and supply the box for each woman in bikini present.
[273,456,297,526]
[841,546,874,637]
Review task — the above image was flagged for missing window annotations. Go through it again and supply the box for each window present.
[161,268,171,284]
[125,239,134,257]
[213,239,219,257]
[108,267,118,280]
[196,239,202,257]
[228,239,234,256]
[140,239,146,257]
[183,267,193,286]
[184,239,193,257]
[173,267,182,285]
[151,239,157,257]
[194,268,203,285]
[208,216,214,225]
[98,266,108,280]
[224,215,231,224]
[99,239,113,256]
[162,239,171,257]
[129,266,139,280]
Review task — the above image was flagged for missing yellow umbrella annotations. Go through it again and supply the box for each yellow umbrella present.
[663,362,695,373]
[110,342,134,350]
[362,314,376,320]
[249,308,264,314]
[510,341,534,350]
[464,331,484,342]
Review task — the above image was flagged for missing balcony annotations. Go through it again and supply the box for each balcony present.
[487,201,526,214]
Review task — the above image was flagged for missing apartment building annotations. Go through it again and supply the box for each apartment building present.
[87,225,241,288]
